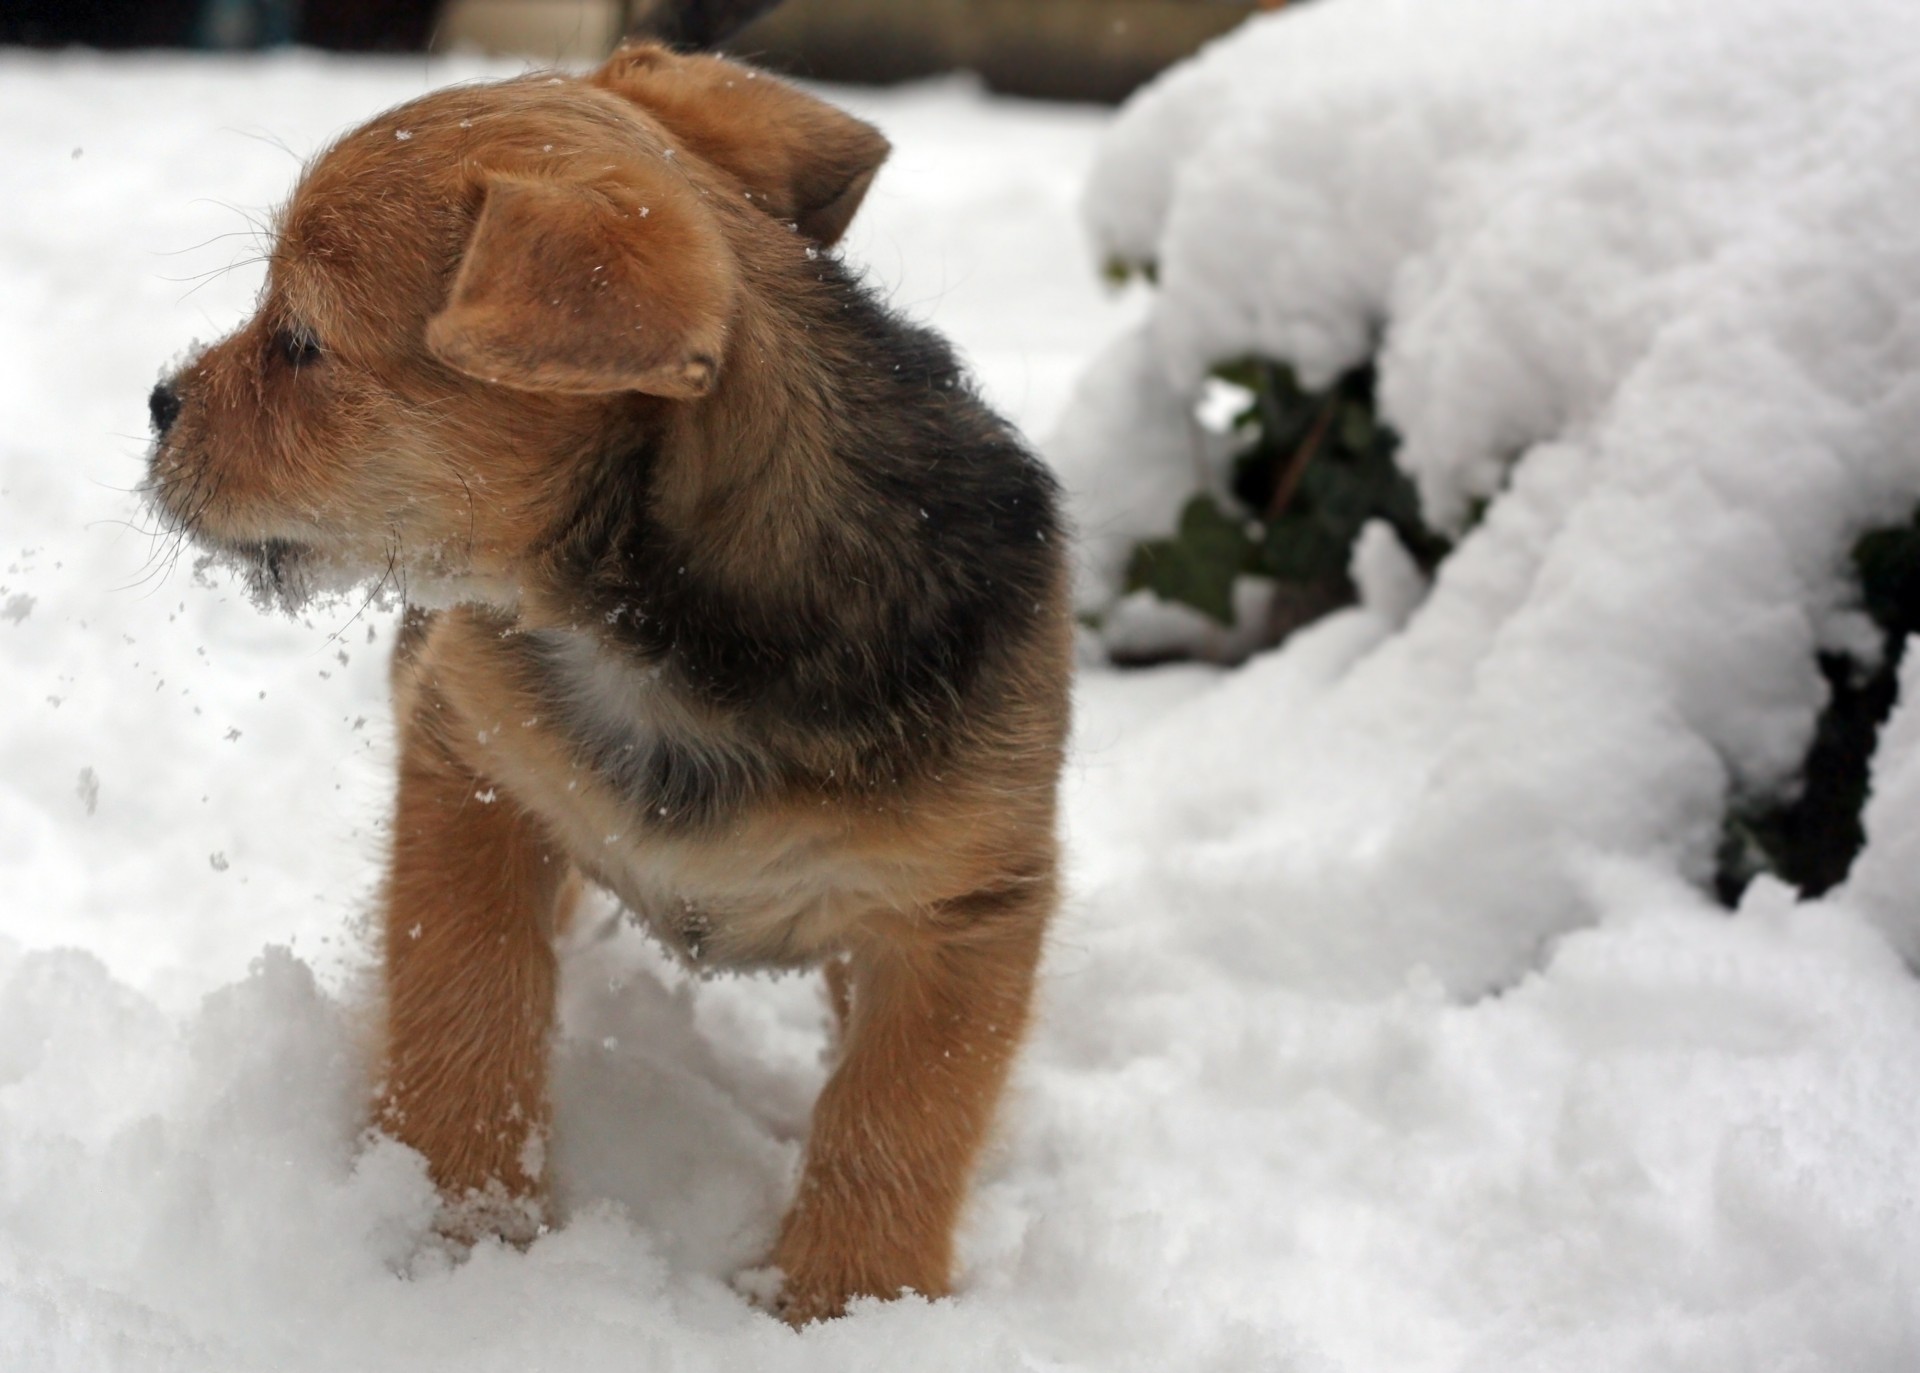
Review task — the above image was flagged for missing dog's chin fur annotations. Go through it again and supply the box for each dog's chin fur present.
[157,500,518,619]
[146,41,1073,1326]
[221,540,514,619]
[171,531,376,616]
[233,539,318,614]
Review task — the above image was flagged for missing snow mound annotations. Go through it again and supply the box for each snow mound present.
[6,875,1920,1370]
[1051,0,1920,991]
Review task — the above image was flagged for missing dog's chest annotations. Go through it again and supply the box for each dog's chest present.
[476,629,872,968]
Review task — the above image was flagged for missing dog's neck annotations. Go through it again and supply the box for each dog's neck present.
[508,238,1060,777]
[529,249,938,628]
[655,255,874,573]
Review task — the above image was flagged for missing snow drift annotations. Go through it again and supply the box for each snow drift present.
[1052,0,1920,992]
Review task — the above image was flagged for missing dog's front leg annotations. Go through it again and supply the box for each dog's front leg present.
[773,885,1050,1323]
[377,688,570,1243]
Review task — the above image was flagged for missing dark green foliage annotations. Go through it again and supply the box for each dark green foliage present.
[1125,494,1255,626]
[1716,508,1920,903]
[1102,256,1159,288]
[1120,358,1451,630]
[1856,519,1920,640]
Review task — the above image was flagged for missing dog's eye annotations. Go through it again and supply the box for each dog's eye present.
[275,326,324,369]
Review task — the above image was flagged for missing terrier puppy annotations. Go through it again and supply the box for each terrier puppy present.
[147,43,1070,1324]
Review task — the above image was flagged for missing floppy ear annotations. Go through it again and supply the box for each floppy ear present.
[592,43,890,246]
[426,172,738,398]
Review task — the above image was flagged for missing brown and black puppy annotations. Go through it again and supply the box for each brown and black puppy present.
[146,44,1070,1324]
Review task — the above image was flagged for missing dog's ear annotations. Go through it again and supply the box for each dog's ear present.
[426,172,737,398]
[592,43,890,246]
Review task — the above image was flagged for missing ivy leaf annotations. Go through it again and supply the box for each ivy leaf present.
[1298,459,1376,539]
[1135,359,1458,646]
[1337,402,1376,453]
[1101,256,1159,287]
[1124,494,1255,625]
[1259,511,1347,583]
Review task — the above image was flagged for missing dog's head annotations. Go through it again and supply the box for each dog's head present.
[146,44,888,609]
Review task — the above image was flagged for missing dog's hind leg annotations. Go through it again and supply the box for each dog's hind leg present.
[376,684,570,1243]
[772,879,1052,1323]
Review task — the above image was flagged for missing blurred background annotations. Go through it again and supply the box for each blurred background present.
[0,0,1285,102]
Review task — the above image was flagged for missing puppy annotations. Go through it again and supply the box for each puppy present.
[147,43,1070,1323]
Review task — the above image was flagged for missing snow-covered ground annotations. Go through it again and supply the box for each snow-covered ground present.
[3,6,1919,1369]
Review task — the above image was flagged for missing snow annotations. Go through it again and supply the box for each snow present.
[1846,651,1920,964]
[1053,0,1920,991]
[3,10,1920,1371]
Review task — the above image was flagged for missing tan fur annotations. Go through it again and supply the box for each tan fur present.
[149,43,1070,1323]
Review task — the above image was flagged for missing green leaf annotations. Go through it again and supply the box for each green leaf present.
[1298,459,1376,538]
[1209,358,1263,392]
[1099,256,1159,288]
[1124,494,1256,625]
[1337,402,1376,454]
[1258,511,1347,583]
[1121,358,1457,654]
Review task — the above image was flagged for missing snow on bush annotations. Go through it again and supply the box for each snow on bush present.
[1051,0,1920,981]
[4,10,1920,1370]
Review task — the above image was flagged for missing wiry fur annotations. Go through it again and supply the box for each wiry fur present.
[147,43,1071,1323]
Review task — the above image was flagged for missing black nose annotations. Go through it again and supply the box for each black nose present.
[148,380,182,439]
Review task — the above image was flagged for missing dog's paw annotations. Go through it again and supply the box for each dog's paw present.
[734,1259,850,1327]
[770,1278,847,1328]
[731,1262,787,1315]
[747,1256,930,1327]
[433,1180,548,1251]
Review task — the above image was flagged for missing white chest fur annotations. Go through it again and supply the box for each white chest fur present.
[460,627,884,969]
